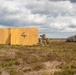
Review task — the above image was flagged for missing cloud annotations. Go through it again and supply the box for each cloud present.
[70,0,76,3]
[0,0,76,38]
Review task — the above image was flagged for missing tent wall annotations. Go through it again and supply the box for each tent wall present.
[0,28,10,44]
[0,28,38,45]
[11,28,38,45]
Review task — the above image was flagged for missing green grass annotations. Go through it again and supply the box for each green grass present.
[9,69,23,75]
[0,59,20,67]
[53,69,76,75]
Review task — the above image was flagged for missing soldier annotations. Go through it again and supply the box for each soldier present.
[39,34,49,45]
[38,38,43,45]
[41,34,46,39]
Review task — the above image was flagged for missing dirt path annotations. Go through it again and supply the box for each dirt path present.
[24,61,61,75]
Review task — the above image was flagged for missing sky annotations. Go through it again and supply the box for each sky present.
[0,0,76,38]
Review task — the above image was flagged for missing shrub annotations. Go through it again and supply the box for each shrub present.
[53,69,76,75]
[32,63,45,71]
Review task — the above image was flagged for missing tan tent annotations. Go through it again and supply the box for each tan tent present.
[11,28,38,45]
[0,28,10,44]
[0,28,38,45]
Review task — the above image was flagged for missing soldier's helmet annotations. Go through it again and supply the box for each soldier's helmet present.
[43,34,46,38]
[40,34,47,39]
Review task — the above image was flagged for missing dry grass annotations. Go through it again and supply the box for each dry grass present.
[0,40,76,75]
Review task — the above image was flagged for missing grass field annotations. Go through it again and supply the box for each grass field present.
[0,40,76,75]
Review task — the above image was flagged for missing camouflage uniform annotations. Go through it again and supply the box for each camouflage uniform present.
[39,34,49,45]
